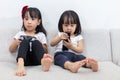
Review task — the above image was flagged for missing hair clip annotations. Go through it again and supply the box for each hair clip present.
[22,5,28,19]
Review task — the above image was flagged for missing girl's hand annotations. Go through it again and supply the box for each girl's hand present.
[60,32,69,40]
[63,39,72,49]
[15,38,22,45]
[9,38,22,53]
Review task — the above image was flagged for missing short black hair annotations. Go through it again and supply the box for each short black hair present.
[58,10,82,35]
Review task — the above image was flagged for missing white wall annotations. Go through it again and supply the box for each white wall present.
[0,0,120,30]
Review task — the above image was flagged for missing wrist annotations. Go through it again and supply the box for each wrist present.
[59,35,62,41]
[69,44,73,49]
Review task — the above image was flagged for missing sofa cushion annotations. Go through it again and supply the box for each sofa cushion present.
[118,59,120,66]
[46,25,58,55]
[110,29,120,65]
[82,29,112,61]
[0,27,19,62]
[0,61,120,80]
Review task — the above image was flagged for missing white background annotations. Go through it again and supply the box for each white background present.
[0,0,120,29]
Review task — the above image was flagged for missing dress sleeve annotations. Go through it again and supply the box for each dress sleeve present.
[37,33,47,44]
[14,32,21,39]
[78,35,83,40]
[58,32,62,37]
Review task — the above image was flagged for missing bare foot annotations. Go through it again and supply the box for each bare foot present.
[86,58,98,72]
[67,60,86,73]
[15,64,26,76]
[15,58,26,76]
[41,54,53,72]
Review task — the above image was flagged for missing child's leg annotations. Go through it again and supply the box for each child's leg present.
[16,40,29,76]
[32,40,44,64]
[85,58,98,72]
[41,54,53,71]
[32,40,53,71]
[64,53,87,73]
[16,58,26,76]
[54,52,68,68]
[54,52,86,73]
[17,40,29,59]
[64,60,86,73]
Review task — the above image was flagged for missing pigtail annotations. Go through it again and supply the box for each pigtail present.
[21,5,28,19]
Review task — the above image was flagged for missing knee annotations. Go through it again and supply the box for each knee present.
[32,40,41,44]
[20,40,29,46]
[54,55,61,61]
[32,40,42,46]
[54,54,66,64]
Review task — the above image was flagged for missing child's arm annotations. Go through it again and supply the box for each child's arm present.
[50,34,62,47]
[9,39,21,53]
[50,32,69,46]
[42,44,48,53]
[64,39,84,54]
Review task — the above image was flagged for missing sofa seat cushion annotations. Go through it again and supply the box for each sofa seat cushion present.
[0,61,120,80]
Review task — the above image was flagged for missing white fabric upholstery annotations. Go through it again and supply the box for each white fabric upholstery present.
[110,29,120,65]
[0,27,19,62]
[118,59,120,66]
[0,62,120,80]
[82,29,112,61]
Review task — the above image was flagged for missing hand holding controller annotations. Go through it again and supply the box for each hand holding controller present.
[19,35,36,52]
[62,31,71,51]
[20,35,36,41]
[64,31,71,42]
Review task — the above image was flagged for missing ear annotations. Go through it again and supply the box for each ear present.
[38,19,41,25]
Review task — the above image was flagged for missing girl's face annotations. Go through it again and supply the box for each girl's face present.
[62,23,77,35]
[62,17,77,35]
[23,12,40,33]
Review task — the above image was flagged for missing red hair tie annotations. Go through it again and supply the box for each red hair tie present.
[22,5,28,19]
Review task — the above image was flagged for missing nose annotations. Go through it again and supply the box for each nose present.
[28,19,32,24]
[67,25,71,31]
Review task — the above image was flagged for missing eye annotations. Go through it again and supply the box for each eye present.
[24,17,28,20]
[63,24,69,27]
[71,24,76,27]
[32,18,35,20]
[71,24,74,27]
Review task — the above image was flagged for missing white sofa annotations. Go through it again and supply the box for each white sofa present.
[0,21,120,80]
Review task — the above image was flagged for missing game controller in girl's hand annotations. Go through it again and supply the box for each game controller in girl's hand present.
[20,35,36,41]
[64,31,71,42]
[62,31,71,51]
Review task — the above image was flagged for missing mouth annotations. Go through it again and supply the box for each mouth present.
[27,26,32,27]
